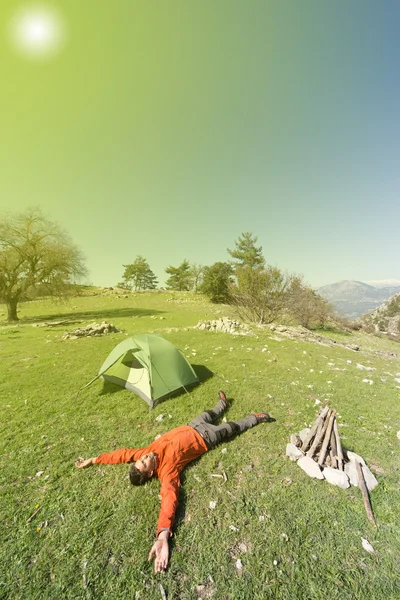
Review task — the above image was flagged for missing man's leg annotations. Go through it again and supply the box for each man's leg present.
[188,391,229,429]
[200,414,257,449]
[195,412,273,449]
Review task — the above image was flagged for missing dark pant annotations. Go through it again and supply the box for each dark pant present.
[188,398,258,450]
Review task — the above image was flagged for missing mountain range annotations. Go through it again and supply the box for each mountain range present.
[317,280,400,319]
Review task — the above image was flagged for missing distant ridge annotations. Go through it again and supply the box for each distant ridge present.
[317,279,400,319]
[362,278,400,288]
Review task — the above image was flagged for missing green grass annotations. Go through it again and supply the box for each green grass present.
[1,291,400,599]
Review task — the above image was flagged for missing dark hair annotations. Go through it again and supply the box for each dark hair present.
[129,465,149,486]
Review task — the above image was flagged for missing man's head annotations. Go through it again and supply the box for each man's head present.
[129,452,156,486]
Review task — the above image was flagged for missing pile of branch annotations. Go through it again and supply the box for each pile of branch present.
[297,406,343,469]
[286,405,379,525]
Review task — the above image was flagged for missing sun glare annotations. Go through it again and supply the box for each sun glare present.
[8,3,66,60]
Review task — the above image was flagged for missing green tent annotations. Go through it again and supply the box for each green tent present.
[91,334,198,408]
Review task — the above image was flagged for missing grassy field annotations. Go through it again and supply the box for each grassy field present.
[1,291,400,600]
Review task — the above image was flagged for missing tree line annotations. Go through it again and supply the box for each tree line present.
[119,231,334,328]
[0,209,334,328]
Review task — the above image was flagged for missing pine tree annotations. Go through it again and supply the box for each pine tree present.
[227,232,265,270]
[121,256,158,291]
[165,259,192,291]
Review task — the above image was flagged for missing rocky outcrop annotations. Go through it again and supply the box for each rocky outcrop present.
[268,324,360,352]
[361,292,400,339]
[62,321,120,340]
[193,317,252,335]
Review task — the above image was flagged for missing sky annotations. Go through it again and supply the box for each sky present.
[1,1,399,289]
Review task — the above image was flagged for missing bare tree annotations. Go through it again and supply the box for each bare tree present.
[286,276,335,329]
[0,208,88,321]
[231,265,292,324]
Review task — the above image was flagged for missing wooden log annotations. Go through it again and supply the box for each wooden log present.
[306,409,332,459]
[318,411,336,466]
[355,460,377,526]
[330,428,338,469]
[301,406,330,452]
[333,417,343,471]
[26,505,41,523]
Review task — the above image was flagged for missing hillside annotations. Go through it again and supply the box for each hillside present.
[1,291,400,600]
[317,280,400,319]
[361,291,400,339]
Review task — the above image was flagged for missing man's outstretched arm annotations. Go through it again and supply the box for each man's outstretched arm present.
[147,475,180,572]
[148,530,170,573]
[75,457,96,468]
[75,448,140,467]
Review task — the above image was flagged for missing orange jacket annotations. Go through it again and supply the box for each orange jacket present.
[95,425,208,536]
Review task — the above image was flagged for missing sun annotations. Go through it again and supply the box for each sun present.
[8,3,66,60]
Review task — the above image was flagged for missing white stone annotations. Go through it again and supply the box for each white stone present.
[361,538,374,553]
[362,379,374,385]
[290,434,302,447]
[286,443,304,461]
[299,428,310,442]
[344,461,378,491]
[346,451,366,466]
[357,363,375,371]
[297,456,325,479]
[361,465,379,491]
[322,467,350,489]
[344,461,359,486]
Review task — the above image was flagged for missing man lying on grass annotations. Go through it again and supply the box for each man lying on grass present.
[76,391,274,573]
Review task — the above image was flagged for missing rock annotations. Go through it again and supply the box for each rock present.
[290,434,302,447]
[344,461,378,491]
[235,558,243,571]
[356,363,376,371]
[193,317,252,336]
[361,465,379,491]
[346,451,366,466]
[362,379,374,385]
[361,538,374,553]
[62,321,120,340]
[286,443,304,461]
[347,344,360,351]
[297,456,324,479]
[298,428,311,443]
[344,461,359,486]
[322,467,350,489]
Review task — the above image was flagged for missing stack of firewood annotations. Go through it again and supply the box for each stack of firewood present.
[286,405,379,525]
[297,405,343,468]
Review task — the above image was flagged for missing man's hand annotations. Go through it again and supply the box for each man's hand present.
[75,457,96,469]
[148,532,170,573]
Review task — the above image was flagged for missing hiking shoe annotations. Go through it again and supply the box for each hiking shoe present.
[218,390,230,407]
[253,412,273,423]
